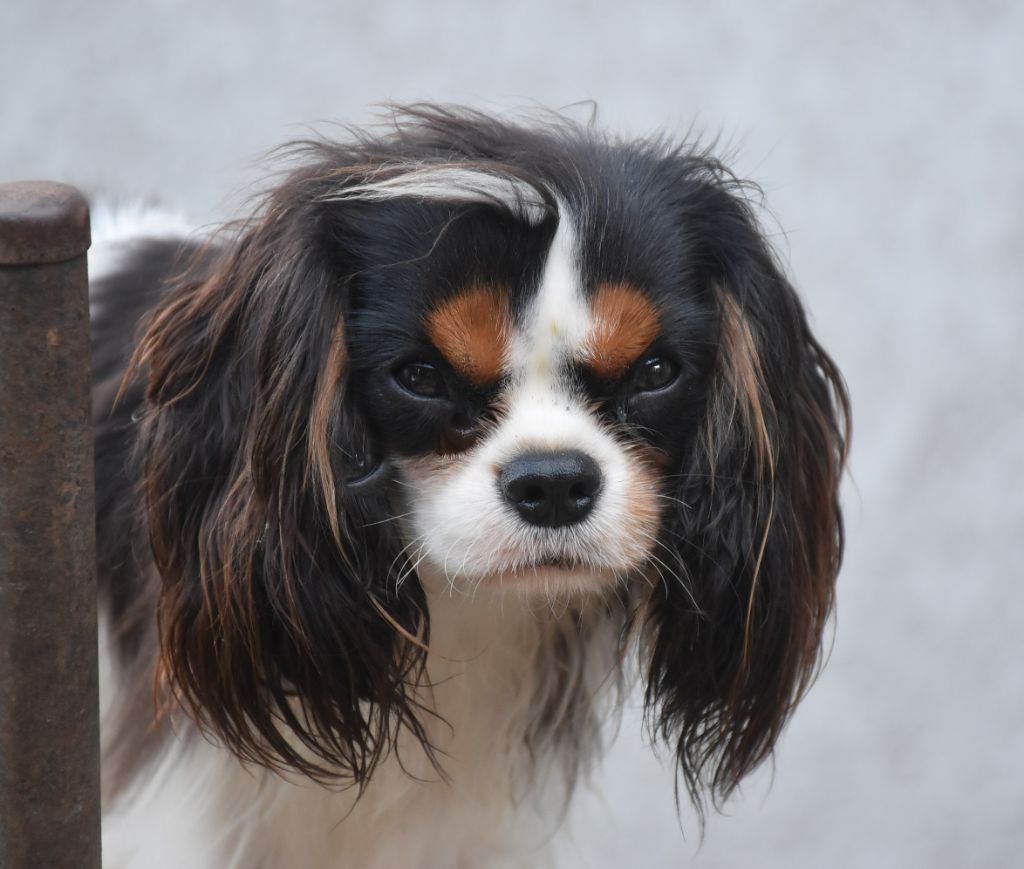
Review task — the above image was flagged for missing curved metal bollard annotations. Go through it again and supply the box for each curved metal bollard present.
[0,182,100,869]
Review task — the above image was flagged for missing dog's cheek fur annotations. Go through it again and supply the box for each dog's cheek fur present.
[641,180,850,812]
[131,172,432,784]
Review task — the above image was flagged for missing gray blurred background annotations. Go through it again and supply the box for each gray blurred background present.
[3,1,1021,866]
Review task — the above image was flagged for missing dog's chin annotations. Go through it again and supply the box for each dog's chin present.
[487,563,621,598]
[419,558,629,599]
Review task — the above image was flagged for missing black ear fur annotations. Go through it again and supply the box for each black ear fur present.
[132,164,431,782]
[644,174,850,809]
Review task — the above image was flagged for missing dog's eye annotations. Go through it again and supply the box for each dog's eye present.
[634,356,678,392]
[396,362,447,398]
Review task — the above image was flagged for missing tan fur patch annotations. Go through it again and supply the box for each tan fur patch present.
[583,283,661,379]
[713,291,777,682]
[306,317,348,556]
[427,286,512,387]
[717,292,773,479]
[619,453,662,561]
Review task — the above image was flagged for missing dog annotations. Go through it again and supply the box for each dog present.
[90,106,850,868]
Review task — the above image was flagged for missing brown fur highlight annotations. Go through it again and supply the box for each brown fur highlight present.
[427,285,511,387]
[715,292,774,479]
[306,317,349,556]
[584,283,661,379]
[712,291,777,682]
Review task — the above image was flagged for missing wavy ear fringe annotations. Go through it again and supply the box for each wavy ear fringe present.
[128,169,434,785]
[644,236,850,818]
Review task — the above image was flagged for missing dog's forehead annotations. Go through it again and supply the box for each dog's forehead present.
[341,161,674,389]
[424,207,662,390]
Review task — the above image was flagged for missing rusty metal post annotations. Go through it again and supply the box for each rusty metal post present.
[0,182,100,869]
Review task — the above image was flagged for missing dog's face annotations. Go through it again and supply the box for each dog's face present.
[133,110,849,805]
[344,181,714,598]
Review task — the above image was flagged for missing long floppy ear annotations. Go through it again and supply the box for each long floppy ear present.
[643,177,851,810]
[131,165,430,783]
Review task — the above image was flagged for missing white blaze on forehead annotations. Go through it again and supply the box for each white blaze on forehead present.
[326,164,549,225]
[510,205,591,401]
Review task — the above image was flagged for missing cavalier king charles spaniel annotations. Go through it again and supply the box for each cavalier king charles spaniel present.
[90,107,849,868]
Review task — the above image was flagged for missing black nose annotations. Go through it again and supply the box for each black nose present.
[499,450,602,528]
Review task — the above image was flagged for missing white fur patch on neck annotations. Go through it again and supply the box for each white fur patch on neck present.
[327,164,550,225]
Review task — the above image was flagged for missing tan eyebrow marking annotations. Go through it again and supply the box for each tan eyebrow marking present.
[582,282,661,379]
[427,285,512,387]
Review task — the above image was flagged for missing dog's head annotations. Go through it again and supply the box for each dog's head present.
[133,108,849,805]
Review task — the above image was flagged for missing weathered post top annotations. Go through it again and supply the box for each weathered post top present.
[0,180,91,265]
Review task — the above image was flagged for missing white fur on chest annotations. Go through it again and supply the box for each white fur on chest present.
[101,583,609,869]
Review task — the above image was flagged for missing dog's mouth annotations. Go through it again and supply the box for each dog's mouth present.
[534,556,581,570]
[479,557,620,597]
[500,553,600,575]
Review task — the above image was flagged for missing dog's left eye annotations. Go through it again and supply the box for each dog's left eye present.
[634,355,679,392]
[396,362,447,398]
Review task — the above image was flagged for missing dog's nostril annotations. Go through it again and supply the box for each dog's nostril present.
[523,484,545,504]
[499,450,603,529]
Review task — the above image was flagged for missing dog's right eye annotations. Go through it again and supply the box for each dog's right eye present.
[396,362,447,398]
[634,355,679,393]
